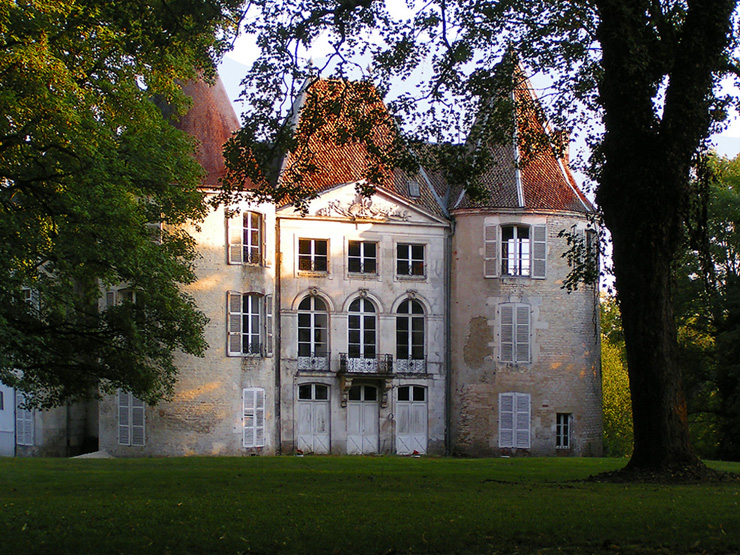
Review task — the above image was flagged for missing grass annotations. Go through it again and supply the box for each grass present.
[1,456,739,554]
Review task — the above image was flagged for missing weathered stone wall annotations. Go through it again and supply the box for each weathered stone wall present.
[450,210,602,457]
[99,197,278,456]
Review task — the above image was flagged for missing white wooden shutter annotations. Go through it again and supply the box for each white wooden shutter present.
[243,388,265,448]
[483,225,499,278]
[514,393,531,448]
[227,214,243,264]
[264,294,273,357]
[515,305,531,363]
[531,224,547,279]
[499,393,514,447]
[500,304,514,362]
[118,390,130,446]
[227,291,243,356]
[131,396,146,446]
[15,394,33,446]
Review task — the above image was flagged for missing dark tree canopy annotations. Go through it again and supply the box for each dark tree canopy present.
[230,0,739,475]
[0,0,243,407]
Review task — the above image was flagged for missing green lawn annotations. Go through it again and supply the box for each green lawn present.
[1,456,739,554]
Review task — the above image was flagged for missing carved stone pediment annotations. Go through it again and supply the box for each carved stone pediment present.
[316,193,410,222]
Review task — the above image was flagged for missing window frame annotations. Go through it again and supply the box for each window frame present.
[298,238,329,274]
[396,243,425,278]
[347,297,377,359]
[396,299,425,361]
[556,412,573,449]
[227,292,273,357]
[347,240,378,275]
[484,223,546,279]
[297,296,330,369]
[499,392,531,449]
[228,211,264,265]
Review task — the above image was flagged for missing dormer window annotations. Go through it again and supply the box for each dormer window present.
[484,223,547,279]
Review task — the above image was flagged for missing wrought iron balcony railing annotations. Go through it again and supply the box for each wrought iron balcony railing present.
[339,353,393,374]
[394,357,427,374]
[297,352,331,371]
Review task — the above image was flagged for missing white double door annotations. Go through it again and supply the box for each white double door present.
[297,384,330,454]
[347,385,379,454]
[395,385,428,455]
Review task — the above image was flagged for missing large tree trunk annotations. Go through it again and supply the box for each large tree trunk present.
[594,0,735,473]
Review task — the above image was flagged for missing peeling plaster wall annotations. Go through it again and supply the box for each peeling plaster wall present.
[450,211,602,457]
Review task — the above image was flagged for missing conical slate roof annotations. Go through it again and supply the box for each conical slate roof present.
[454,67,592,213]
[173,76,240,189]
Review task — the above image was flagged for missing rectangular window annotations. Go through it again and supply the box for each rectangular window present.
[227,292,264,356]
[556,413,572,449]
[243,387,265,448]
[348,241,377,274]
[15,393,34,446]
[484,224,546,279]
[499,392,530,449]
[396,243,425,277]
[298,239,328,273]
[0,391,4,411]
[500,303,531,363]
[117,390,145,447]
[228,211,263,265]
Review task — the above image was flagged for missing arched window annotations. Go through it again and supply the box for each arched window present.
[396,299,425,373]
[297,296,329,370]
[348,298,376,360]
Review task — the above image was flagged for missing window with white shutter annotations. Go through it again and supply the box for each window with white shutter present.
[227,292,264,356]
[484,223,546,279]
[499,392,531,449]
[243,388,265,448]
[15,393,34,446]
[499,303,531,364]
[117,390,145,447]
[228,212,263,265]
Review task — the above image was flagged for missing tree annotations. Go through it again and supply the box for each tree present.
[229,1,738,475]
[0,0,243,407]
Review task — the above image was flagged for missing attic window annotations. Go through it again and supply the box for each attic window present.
[408,180,421,198]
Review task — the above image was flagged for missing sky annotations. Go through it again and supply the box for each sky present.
[217,34,740,162]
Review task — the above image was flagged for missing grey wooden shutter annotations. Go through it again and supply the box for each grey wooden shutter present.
[532,224,547,279]
[227,214,243,264]
[227,291,243,356]
[264,294,273,357]
[118,390,130,445]
[500,304,514,362]
[514,393,531,448]
[483,225,499,278]
[515,305,531,363]
[499,393,514,447]
[15,394,33,446]
[131,396,146,446]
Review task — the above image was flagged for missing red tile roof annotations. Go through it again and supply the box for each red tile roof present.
[172,76,240,189]
[278,80,447,217]
[455,68,592,213]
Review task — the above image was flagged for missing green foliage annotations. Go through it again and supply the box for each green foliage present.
[600,298,633,457]
[1,457,739,554]
[0,0,242,407]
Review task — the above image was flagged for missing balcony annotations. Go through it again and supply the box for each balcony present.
[339,353,393,374]
[297,352,331,371]
[394,357,427,374]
